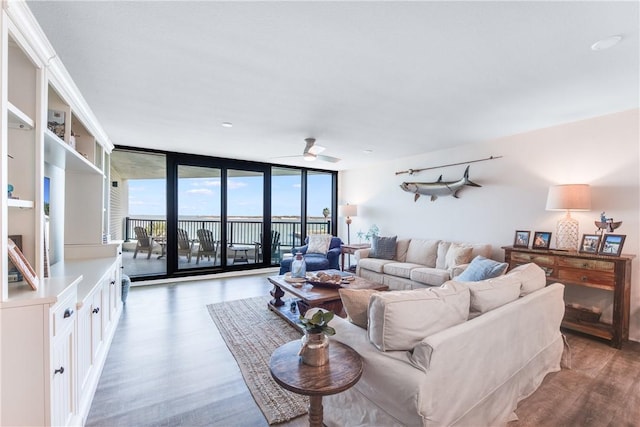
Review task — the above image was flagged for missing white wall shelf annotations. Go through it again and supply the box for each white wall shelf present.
[44,129,103,175]
[7,101,34,130]
[7,199,34,208]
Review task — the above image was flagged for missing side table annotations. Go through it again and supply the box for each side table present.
[269,340,363,427]
[341,243,370,271]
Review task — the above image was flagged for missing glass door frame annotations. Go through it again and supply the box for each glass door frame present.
[166,153,271,277]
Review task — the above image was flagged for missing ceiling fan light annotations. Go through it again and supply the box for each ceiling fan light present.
[303,152,316,161]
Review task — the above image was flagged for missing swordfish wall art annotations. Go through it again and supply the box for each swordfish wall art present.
[399,166,481,202]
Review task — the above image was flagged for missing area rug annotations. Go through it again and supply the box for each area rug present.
[207,296,307,425]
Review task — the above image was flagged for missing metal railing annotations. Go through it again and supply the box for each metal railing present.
[124,217,331,248]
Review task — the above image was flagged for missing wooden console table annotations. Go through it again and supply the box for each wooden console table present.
[502,246,634,348]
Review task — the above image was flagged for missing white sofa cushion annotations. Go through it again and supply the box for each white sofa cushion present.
[405,239,440,267]
[436,241,451,269]
[450,273,521,316]
[410,267,451,287]
[395,238,411,262]
[368,282,470,351]
[358,257,394,273]
[382,262,423,279]
[511,262,547,296]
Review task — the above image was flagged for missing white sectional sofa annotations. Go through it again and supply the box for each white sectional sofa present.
[356,238,492,289]
[321,263,566,427]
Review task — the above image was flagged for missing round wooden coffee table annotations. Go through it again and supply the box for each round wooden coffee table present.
[269,340,363,427]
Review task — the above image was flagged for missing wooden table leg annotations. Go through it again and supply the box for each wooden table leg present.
[341,251,346,271]
[308,395,323,427]
[270,283,285,307]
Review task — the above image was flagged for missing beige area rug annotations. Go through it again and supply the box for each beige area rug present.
[207,297,307,425]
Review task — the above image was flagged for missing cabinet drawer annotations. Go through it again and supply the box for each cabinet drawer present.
[558,257,614,272]
[557,268,615,289]
[52,292,77,337]
[511,251,555,266]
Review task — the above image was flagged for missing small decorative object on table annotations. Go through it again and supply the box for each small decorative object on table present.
[532,231,552,250]
[595,212,622,235]
[298,310,335,366]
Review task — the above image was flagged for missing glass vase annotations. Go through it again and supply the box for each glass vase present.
[291,252,306,278]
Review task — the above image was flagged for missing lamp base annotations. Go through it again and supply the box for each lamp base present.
[556,214,579,251]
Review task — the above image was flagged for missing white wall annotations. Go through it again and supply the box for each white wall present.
[339,109,640,341]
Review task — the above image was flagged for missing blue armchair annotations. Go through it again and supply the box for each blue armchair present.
[279,236,343,275]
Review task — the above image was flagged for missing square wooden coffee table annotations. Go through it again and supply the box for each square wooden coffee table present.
[267,269,387,331]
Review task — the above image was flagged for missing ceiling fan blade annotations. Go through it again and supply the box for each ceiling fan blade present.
[316,154,341,163]
[308,144,326,155]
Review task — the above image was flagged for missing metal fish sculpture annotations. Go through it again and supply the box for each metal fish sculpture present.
[399,166,481,202]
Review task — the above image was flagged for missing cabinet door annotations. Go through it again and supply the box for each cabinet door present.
[76,304,93,396]
[91,289,103,360]
[51,325,75,427]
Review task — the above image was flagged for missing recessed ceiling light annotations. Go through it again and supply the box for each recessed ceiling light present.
[221,122,233,128]
[363,149,373,154]
[591,35,623,51]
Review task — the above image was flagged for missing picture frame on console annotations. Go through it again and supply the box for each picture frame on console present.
[579,234,601,254]
[598,234,626,256]
[513,230,530,248]
[532,231,552,250]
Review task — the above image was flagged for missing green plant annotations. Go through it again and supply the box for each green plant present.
[299,310,336,336]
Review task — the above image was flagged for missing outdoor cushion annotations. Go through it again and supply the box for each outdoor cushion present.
[368,282,470,351]
[455,256,508,282]
[405,239,440,267]
[383,262,423,279]
[369,235,397,260]
[359,257,394,274]
[410,267,450,286]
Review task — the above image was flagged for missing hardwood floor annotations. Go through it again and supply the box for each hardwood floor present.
[87,274,640,426]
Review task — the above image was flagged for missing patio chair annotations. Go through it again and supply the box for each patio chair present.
[255,230,281,264]
[133,226,154,259]
[177,228,193,263]
[196,229,218,265]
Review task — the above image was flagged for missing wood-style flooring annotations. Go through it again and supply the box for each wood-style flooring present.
[86,274,640,426]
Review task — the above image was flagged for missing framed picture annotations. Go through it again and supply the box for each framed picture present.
[598,234,626,256]
[532,231,552,250]
[513,230,530,248]
[7,238,38,290]
[579,234,601,254]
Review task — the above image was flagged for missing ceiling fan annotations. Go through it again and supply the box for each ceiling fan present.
[276,138,341,163]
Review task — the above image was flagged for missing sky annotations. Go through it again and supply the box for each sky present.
[128,173,333,218]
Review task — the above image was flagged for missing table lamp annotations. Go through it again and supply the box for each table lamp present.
[339,204,358,245]
[545,184,591,251]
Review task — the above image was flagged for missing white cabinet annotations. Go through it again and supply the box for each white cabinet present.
[1,3,119,426]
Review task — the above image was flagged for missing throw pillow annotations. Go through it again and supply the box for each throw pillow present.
[339,288,379,329]
[307,234,332,255]
[369,235,397,260]
[444,243,473,270]
[455,256,508,282]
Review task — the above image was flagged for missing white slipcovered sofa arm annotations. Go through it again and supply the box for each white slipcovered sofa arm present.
[354,248,371,261]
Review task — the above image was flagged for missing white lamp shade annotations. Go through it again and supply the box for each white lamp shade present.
[545,184,591,211]
[339,204,358,218]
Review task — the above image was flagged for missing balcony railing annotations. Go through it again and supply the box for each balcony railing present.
[124,217,332,249]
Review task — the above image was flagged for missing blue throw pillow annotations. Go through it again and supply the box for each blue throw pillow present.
[455,255,508,282]
[369,235,397,260]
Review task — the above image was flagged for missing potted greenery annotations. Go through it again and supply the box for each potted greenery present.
[298,310,335,366]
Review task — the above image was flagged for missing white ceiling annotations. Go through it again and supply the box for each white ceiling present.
[27,1,639,171]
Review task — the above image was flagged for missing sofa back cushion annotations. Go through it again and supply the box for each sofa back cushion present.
[444,243,474,269]
[511,262,547,296]
[436,242,492,270]
[405,239,440,267]
[369,235,397,260]
[368,282,470,351]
